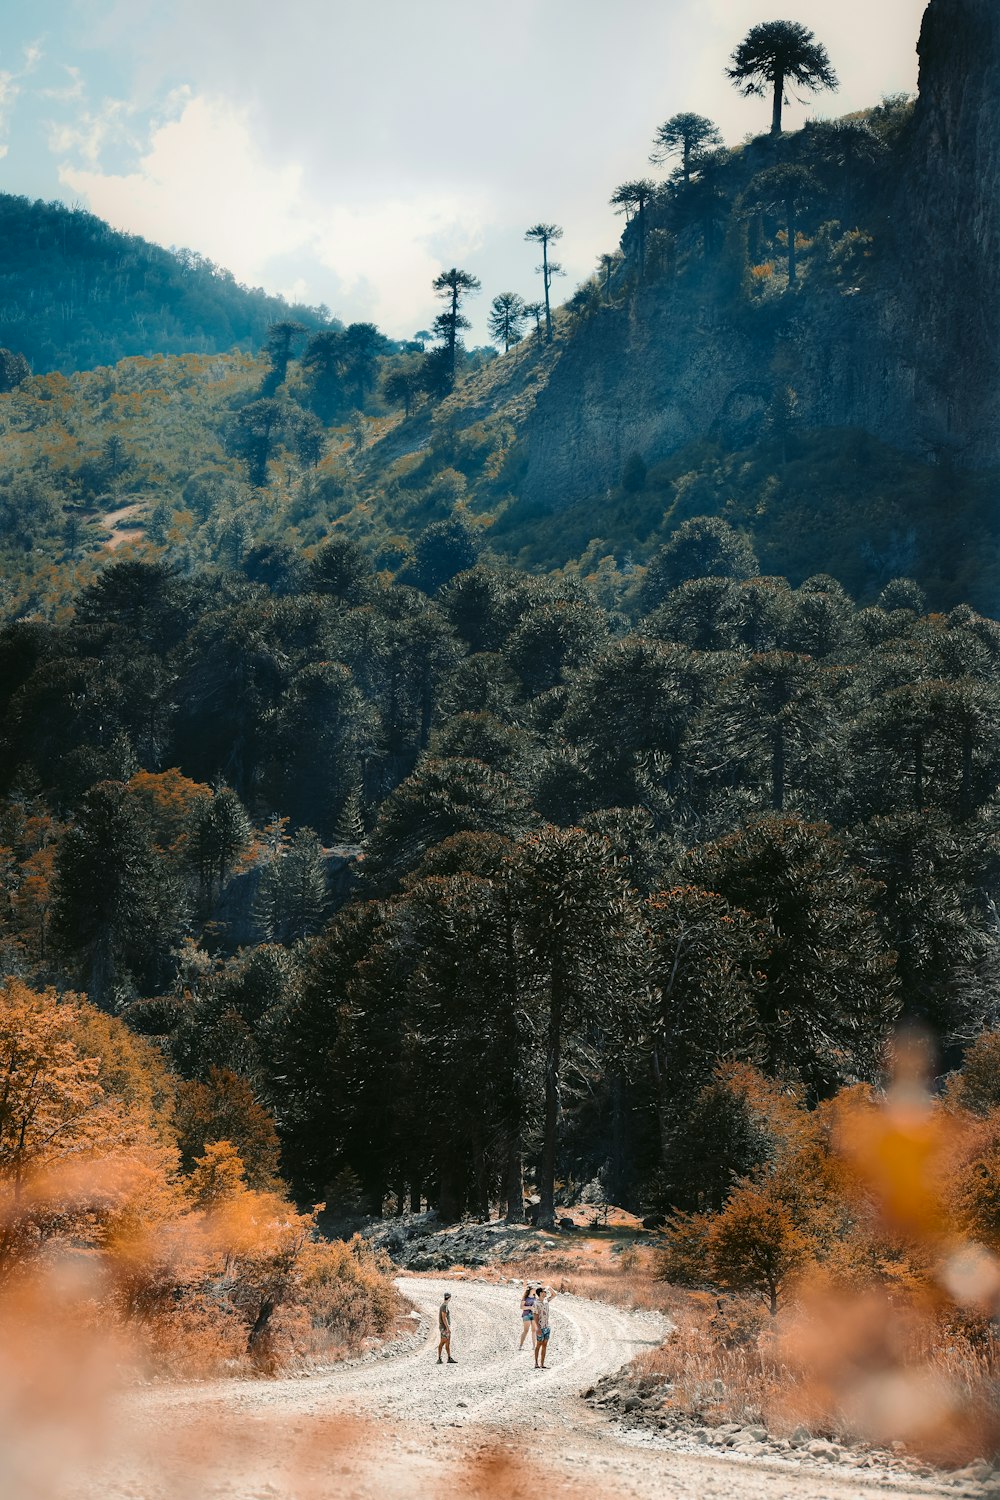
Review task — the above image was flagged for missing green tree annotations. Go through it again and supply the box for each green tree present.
[693,651,836,813]
[226,398,287,486]
[54,780,187,1005]
[0,347,30,392]
[609,181,657,277]
[263,319,308,388]
[643,887,766,1178]
[301,329,346,422]
[524,224,563,342]
[597,251,622,300]
[523,300,545,339]
[639,517,759,614]
[739,164,822,287]
[409,515,480,596]
[513,827,641,1229]
[194,785,253,899]
[487,292,527,353]
[649,113,722,184]
[340,322,388,408]
[431,268,481,388]
[306,535,374,606]
[255,826,329,944]
[362,758,534,894]
[383,363,423,417]
[683,815,898,1091]
[726,20,838,135]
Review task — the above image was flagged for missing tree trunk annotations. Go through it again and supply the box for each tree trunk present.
[771,720,786,811]
[786,200,797,286]
[608,1073,629,1208]
[771,70,784,134]
[538,968,564,1230]
[439,1163,463,1223]
[471,1131,490,1222]
[450,284,459,382]
[410,1181,422,1213]
[960,721,974,821]
[652,1045,672,1170]
[247,1297,276,1361]
[543,241,552,343]
[504,1135,525,1223]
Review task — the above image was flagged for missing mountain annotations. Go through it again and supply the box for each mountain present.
[1,0,997,622]
[350,0,999,606]
[0,194,331,374]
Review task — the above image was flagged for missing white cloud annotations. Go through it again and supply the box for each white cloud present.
[48,94,135,164]
[57,91,492,335]
[0,41,43,146]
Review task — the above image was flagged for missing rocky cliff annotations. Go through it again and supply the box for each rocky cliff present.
[518,0,999,513]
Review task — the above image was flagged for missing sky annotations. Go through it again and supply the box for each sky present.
[1,0,927,343]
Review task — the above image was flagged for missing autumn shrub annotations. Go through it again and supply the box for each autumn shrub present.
[648,1054,1000,1462]
[0,979,398,1379]
[295,1236,397,1348]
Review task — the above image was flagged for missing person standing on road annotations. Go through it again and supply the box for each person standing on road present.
[437,1291,456,1364]
[533,1286,555,1369]
[519,1284,537,1350]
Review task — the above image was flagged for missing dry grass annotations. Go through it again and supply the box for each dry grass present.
[630,1285,1000,1466]
[488,1241,675,1316]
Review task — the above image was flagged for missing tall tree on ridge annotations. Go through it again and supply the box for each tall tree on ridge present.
[431,267,482,388]
[487,292,527,354]
[263,320,308,387]
[610,181,657,277]
[739,163,822,287]
[524,224,563,343]
[650,112,722,185]
[597,251,622,300]
[726,20,838,136]
[523,301,545,339]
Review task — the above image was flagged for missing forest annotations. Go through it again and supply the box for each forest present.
[0,194,331,375]
[3,529,999,1232]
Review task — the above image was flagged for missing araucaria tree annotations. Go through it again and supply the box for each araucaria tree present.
[524,224,563,343]
[727,20,838,135]
[610,181,657,277]
[650,113,722,185]
[523,300,545,339]
[740,164,822,286]
[431,268,481,389]
[487,292,527,353]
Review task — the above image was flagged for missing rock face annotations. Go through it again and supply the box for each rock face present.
[519,0,999,513]
[902,0,1000,463]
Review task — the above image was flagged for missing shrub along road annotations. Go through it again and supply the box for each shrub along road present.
[71,1278,956,1500]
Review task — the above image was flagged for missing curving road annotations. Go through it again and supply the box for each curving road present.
[65,1278,951,1500]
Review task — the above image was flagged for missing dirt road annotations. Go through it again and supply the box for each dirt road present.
[63,1277,952,1500]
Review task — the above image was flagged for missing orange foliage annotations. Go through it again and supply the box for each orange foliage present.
[0,980,396,1380]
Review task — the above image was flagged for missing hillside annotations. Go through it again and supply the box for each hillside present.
[348,0,999,604]
[0,194,330,374]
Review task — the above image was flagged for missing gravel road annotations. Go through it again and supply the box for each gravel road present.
[63,1277,956,1500]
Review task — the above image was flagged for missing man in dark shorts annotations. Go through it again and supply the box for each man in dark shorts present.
[437,1291,456,1363]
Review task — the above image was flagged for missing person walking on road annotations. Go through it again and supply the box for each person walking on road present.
[437,1291,456,1363]
[533,1286,555,1369]
[519,1284,537,1350]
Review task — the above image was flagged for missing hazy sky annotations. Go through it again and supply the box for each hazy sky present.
[2,0,926,342]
